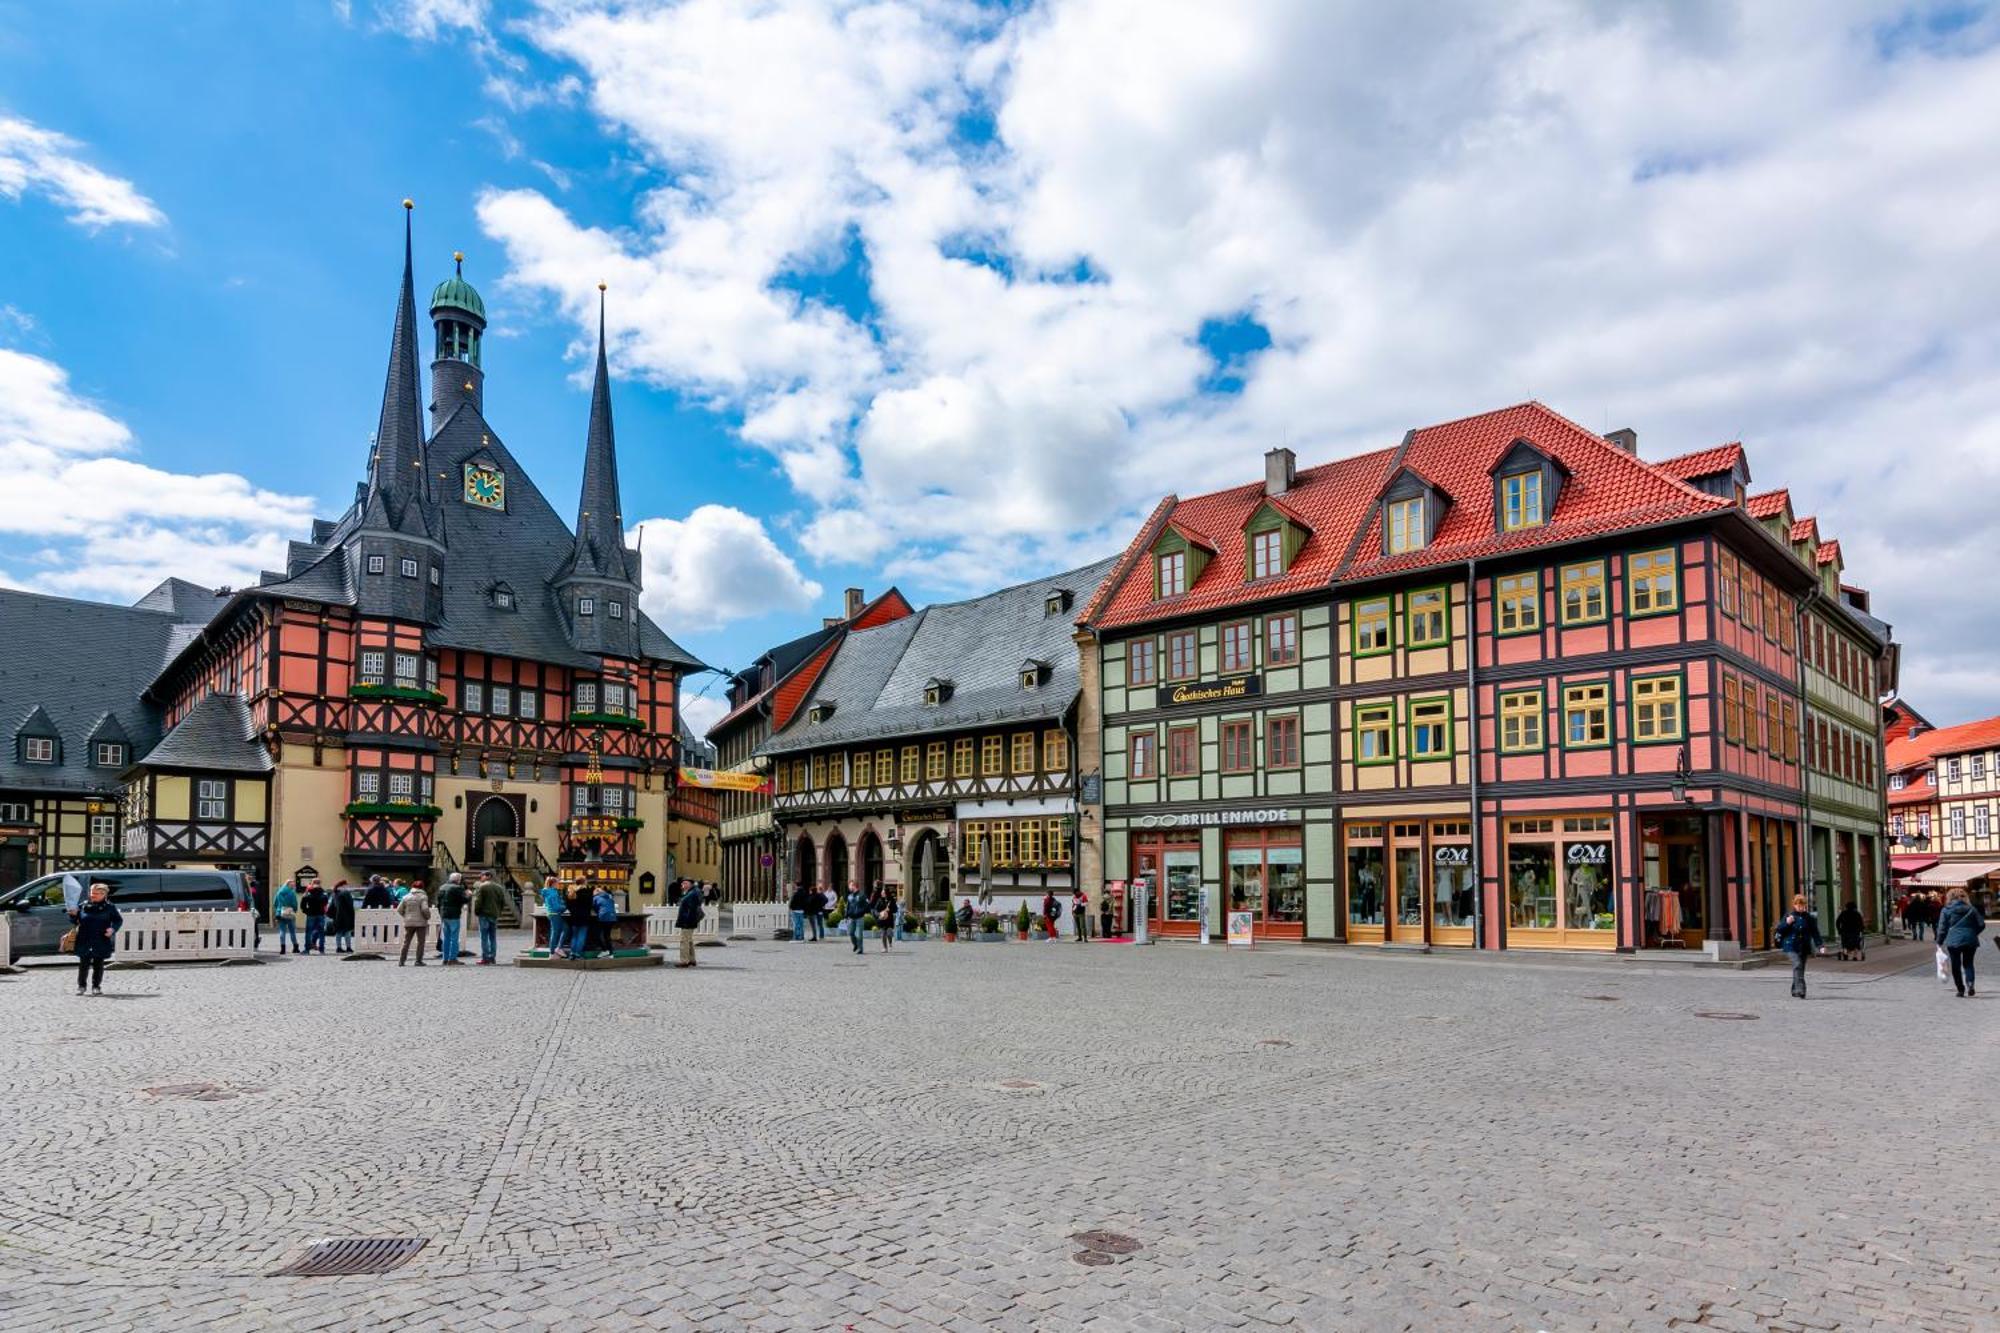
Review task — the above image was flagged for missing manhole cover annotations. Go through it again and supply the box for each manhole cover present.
[1069,1230,1143,1255]
[271,1236,427,1277]
[997,1079,1043,1090]
[143,1082,239,1102]
[1257,1038,1293,1048]
[1073,1249,1116,1267]
[1580,994,1621,1002]
[1694,1011,1759,1021]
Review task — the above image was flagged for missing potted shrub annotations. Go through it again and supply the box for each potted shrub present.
[943,911,957,942]
[976,912,1002,941]
[1015,902,1032,940]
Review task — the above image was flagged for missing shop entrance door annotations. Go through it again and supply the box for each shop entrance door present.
[1640,815,1707,947]
[1388,822,1427,944]
[1134,838,1202,937]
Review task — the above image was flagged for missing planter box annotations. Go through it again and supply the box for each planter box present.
[974,931,1005,942]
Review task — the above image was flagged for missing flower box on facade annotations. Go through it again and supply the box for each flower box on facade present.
[613,817,645,831]
[350,683,448,705]
[567,710,644,730]
[341,801,444,821]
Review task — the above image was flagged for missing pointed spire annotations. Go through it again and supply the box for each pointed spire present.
[363,199,429,535]
[566,283,631,582]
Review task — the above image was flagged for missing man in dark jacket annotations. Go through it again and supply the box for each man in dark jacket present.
[566,882,595,958]
[71,881,123,995]
[435,874,470,965]
[472,875,508,965]
[328,883,358,953]
[300,880,331,955]
[674,880,705,967]
[1774,895,1824,999]
[362,876,394,909]
[788,883,812,943]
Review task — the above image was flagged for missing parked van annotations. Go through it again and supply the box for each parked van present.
[1,869,251,961]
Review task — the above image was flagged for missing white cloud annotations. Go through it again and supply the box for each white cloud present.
[631,504,823,633]
[466,1,2000,721]
[678,689,730,740]
[0,348,315,601]
[372,0,487,41]
[0,115,165,230]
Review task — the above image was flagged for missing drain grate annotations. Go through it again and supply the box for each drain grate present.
[143,1082,251,1102]
[272,1236,427,1277]
[1070,1230,1143,1255]
[1073,1249,1116,1267]
[1580,994,1622,1002]
[1694,1011,1759,1021]
[996,1078,1044,1091]
[1257,1038,1294,1048]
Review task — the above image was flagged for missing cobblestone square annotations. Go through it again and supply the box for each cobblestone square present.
[1,935,1991,1331]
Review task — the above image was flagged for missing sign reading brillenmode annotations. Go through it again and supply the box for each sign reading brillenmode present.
[1163,673,1263,707]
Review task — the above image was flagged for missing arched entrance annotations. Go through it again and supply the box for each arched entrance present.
[826,833,850,898]
[793,834,817,891]
[468,794,521,865]
[859,830,884,896]
[907,829,952,910]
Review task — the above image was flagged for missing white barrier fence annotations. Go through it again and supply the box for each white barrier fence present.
[113,909,256,963]
[0,912,11,967]
[644,907,720,947]
[728,902,790,936]
[353,908,406,953]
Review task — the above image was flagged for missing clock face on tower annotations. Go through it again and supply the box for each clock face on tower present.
[463,463,505,509]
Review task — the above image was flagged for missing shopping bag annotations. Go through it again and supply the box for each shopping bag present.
[58,929,77,954]
[1937,947,1950,984]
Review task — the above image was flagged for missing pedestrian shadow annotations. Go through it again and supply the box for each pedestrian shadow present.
[94,993,161,1001]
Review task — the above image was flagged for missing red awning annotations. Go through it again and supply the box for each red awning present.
[1890,854,1939,876]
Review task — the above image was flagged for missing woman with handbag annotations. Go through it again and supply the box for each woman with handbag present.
[1937,886,1985,998]
[69,881,123,996]
[272,878,301,954]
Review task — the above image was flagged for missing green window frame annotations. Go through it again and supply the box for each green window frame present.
[1561,682,1612,750]
[1627,547,1679,617]
[1354,702,1396,766]
[1497,688,1545,754]
[1495,571,1540,636]
[1407,695,1453,761]
[1629,672,1685,744]
[1559,560,1607,626]
[1406,586,1449,648]
[1352,598,1392,657]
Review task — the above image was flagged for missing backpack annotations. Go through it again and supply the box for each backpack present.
[1048,899,1062,921]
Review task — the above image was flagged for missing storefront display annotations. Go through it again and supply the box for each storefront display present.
[1345,823,1386,939]
[1225,828,1303,937]
[1504,814,1616,948]
[1343,818,1471,946]
[1132,834,1202,934]
[1640,813,1706,947]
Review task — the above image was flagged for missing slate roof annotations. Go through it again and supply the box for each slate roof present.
[131,578,231,623]
[1656,442,1745,482]
[137,693,272,774]
[763,557,1118,755]
[0,588,199,795]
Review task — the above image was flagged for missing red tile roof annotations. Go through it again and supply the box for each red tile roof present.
[1088,402,1729,629]
[1657,442,1744,481]
[1789,516,1819,545]
[1898,713,2000,763]
[1746,488,1790,520]
[706,684,770,738]
[1815,539,1842,567]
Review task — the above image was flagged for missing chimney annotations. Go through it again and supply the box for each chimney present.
[1605,427,1638,454]
[822,616,840,629]
[1264,446,1296,496]
[844,587,865,619]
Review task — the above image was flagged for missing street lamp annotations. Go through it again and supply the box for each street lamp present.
[1670,745,1697,805]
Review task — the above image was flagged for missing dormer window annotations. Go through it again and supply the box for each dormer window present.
[1019,659,1048,690]
[1250,527,1282,578]
[578,596,595,617]
[1387,496,1426,553]
[1500,471,1543,531]
[923,677,954,707]
[1158,551,1187,597]
[22,737,54,763]
[809,701,836,724]
[491,583,515,610]
[1045,589,1073,616]
[95,743,124,767]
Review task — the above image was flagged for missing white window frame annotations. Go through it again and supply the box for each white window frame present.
[22,737,53,763]
[491,686,512,717]
[463,682,484,714]
[356,772,380,802]
[88,814,116,854]
[575,682,598,713]
[366,554,386,574]
[608,600,624,619]
[389,773,414,803]
[393,653,420,688]
[578,596,596,617]
[95,742,124,768]
[359,650,386,685]
[400,557,419,578]
[517,691,537,720]
[196,778,227,820]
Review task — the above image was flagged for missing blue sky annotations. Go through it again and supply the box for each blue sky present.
[4,1,2000,728]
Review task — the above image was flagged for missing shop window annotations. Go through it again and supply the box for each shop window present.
[1221,720,1254,773]
[1130,731,1158,780]
[925,742,947,781]
[1628,548,1678,616]
[1408,698,1451,760]
[1011,732,1036,773]
[1354,703,1394,764]
[1505,816,1614,934]
[1220,621,1254,673]
[1630,675,1683,743]
[952,739,973,778]
[1560,560,1606,625]
[1250,527,1284,580]
[980,736,1002,776]
[1406,587,1448,648]
[1043,729,1068,772]
[1345,824,1386,927]
[1562,683,1610,749]
[1387,496,1426,554]
[1166,631,1198,681]
[1495,571,1540,635]
[1157,551,1187,599]
[1267,714,1301,769]
[1352,598,1392,656]
[1498,689,1543,753]
[900,747,920,784]
[1229,829,1304,923]
[1501,470,1543,530]
[1265,613,1299,666]
[1128,638,1156,686]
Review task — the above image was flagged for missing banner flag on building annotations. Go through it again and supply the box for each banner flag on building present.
[679,767,769,794]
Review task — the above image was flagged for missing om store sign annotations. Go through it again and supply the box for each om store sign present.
[1164,674,1262,708]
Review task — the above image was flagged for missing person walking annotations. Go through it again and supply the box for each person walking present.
[540,881,568,958]
[300,879,330,955]
[878,894,897,952]
[69,880,123,996]
[591,883,618,957]
[674,875,705,967]
[329,880,357,953]
[1834,900,1865,961]
[1774,894,1824,999]
[1072,887,1090,943]
[845,884,868,955]
[1911,891,1933,941]
[397,883,433,966]
[435,873,469,966]
[1042,890,1061,941]
[788,882,811,944]
[1938,886,1985,998]
[272,877,301,955]
[472,874,506,965]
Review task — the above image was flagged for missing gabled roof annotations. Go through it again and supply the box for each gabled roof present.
[765,557,1117,754]
[84,711,132,746]
[1241,492,1315,532]
[13,704,60,740]
[1815,540,1842,567]
[137,693,273,774]
[1789,516,1820,546]
[1657,442,1745,482]
[1159,519,1217,553]
[707,588,916,741]
[1746,488,1790,520]
[131,577,231,623]
[1898,713,2000,763]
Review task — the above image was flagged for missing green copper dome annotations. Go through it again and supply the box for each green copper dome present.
[430,253,485,321]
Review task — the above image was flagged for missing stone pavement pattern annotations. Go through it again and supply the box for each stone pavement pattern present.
[0,935,1993,1332]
